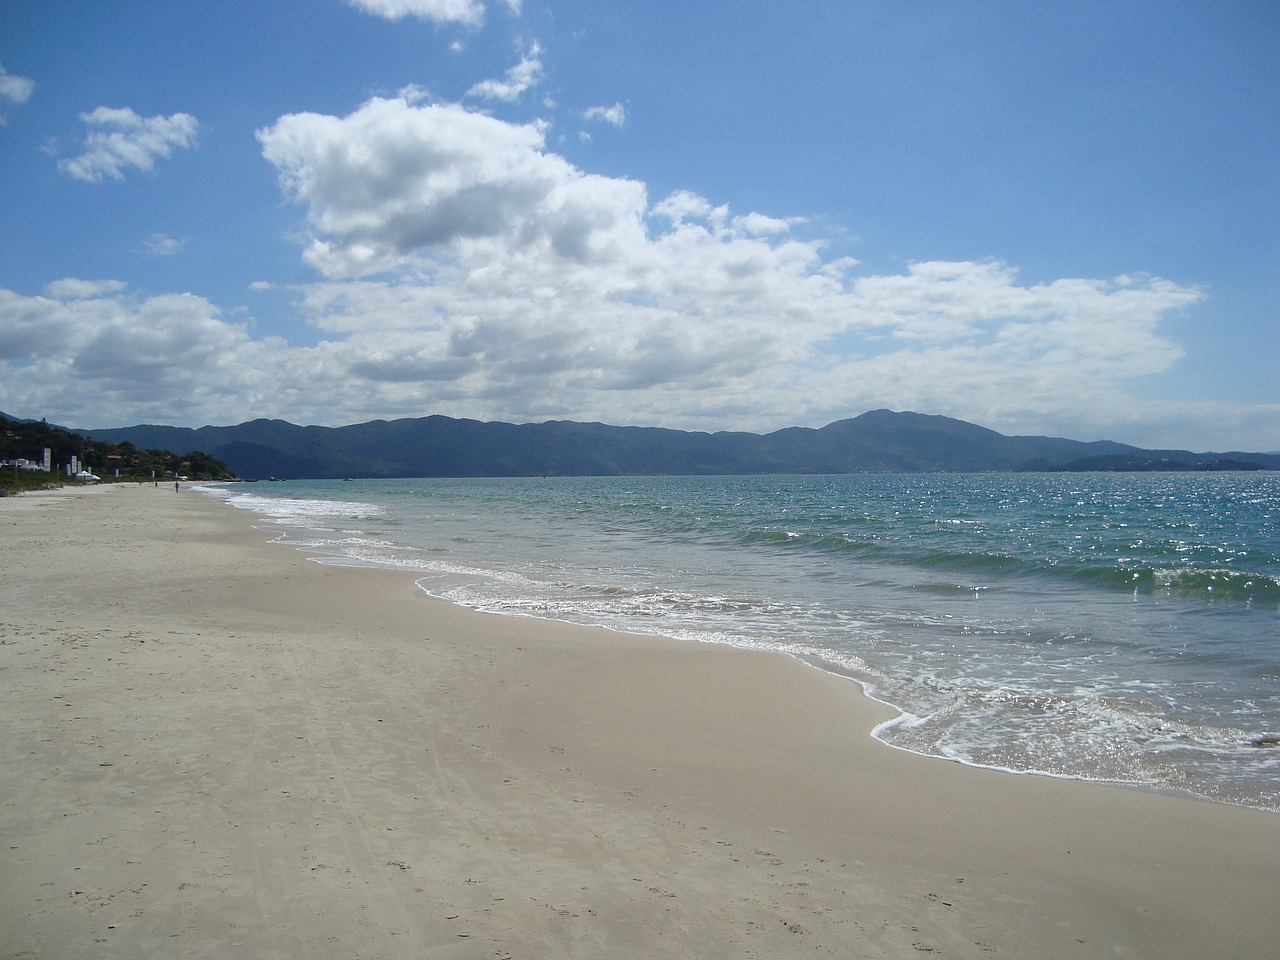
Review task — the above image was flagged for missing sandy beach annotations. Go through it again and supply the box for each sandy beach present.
[2,485,1277,959]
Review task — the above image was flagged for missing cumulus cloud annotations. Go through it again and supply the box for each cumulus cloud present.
[818,267,1199,432]
[732,212,795,236]
[0,257,1227,443]
[242,93,1219,439]
[44,278,128,300]
[466,41,543,101]
[345,0,485,26]
[3,95,1241,446]
[0,61,35,105]
[583,102,626,127]
[0,61,34,125]
[258,93,644,277]
[57,107,198,183]
[651,189,715,223]
[0,282,311,427]
[142,233,185,256]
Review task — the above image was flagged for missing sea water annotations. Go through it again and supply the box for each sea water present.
[196,472,1280,810]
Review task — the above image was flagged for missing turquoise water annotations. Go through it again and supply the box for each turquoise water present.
[199,472,1280,809]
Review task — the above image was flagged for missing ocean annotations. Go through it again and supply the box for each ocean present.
[196,472,1280,810]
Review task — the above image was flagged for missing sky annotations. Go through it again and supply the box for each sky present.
[1,0,1277,451]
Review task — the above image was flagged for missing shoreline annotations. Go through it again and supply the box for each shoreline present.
[213,473,1280,813]
[402,588,1226,813]
[2,484,1277,958]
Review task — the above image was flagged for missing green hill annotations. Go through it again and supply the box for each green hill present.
[1,413,236,493]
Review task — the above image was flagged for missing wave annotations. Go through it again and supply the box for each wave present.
[1150,567,1280,603]
[1071,564,1280,604]
[221,490,384,526]
[914,550,1029,574]
[874,681,1280,808]
[732,520,1278,606]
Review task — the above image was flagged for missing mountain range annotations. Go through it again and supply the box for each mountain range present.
[68,410,1278,479]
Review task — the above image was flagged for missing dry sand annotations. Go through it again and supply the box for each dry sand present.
[1,484,1277,959]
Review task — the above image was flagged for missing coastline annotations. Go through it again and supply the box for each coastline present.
[2,485,1277,958]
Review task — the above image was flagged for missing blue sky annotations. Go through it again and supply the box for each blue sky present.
[1,0,1276,451]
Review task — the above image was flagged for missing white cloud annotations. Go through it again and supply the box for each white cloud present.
[0,61,34,125]
[57,107,198,183]
[584,102,626,128]
[0,61,35,105]
[258,93,644,278]
[0,258,1248,447]
[4,96,1259,449]
[244,95,1218,441]
[733,212,795,236]
[651,189,713,223]
[466,41,543,101]
[43,278,128,300]
[142,233,185,256]
[345,0,485,26]
[0,283,303,427]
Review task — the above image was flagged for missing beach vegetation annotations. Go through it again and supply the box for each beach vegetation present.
[0,413,236,494]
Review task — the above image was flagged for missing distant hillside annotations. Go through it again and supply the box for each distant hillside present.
[72,410,1280,479]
